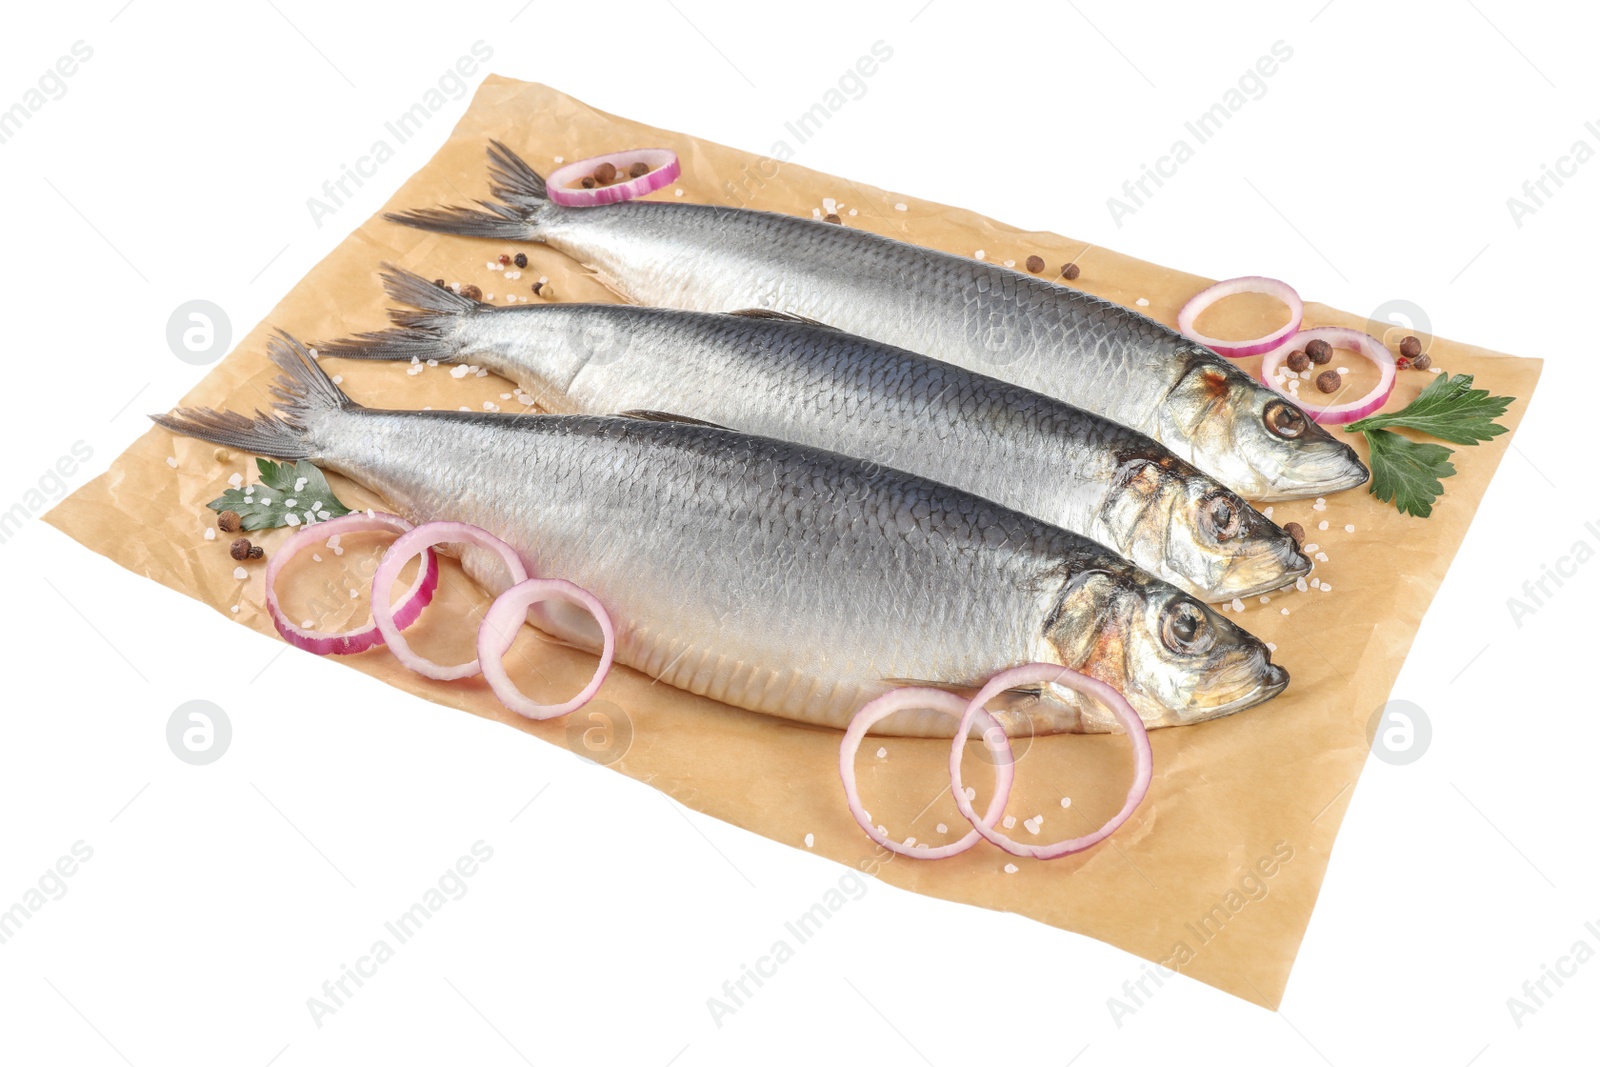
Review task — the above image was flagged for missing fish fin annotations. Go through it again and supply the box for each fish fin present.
[880,679,1046,715]
[149,331,353,460]
[615,409,729,429]
[314,265,478,361]
[726,308,843,331]
[386,141,550,239]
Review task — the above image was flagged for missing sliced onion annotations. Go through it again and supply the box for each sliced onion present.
[948,664,1152,860]
[1177,276,1303,358]
[371,521,528,680]
[1260,326,1397,425]
[840,688,1016,860]
[264,511,438,656]
[477,578,615,719]
[546,149,680,208]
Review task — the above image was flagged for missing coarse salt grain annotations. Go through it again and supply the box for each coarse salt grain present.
[1231,597,1245,613]
[1318,520,1329,530]
[975,249,986,260]
[903,836,916,847]
[500,393,513,400]
[233,566,247,580]
[1024,816,1042,835]
[1338,366,1349,374]
[312,553,322,562]
[229,473,243,487]
[1304,543,1319,552]
[1295,577,1308,592]
[1344,524,1355,533]
[1060,797,1072,808]
[165,456,178,468]
[1263,506,1273,519]
[1004,259,1015,268]
[1259,595,1270,604]
[1003,815,1017,829]
[936,823,948,834]
[965,786,976,800]
[1266,642,1278,653]
[301,618,314,628]
[894,202,907,211]
[674,189,683,197]
[285,514,300,527]
[204,528,215,541]
[349,588,359,598]
[1320,581,1332,592]
[459,406,471,412]
[230,605,239,614]
[285,498,297,508]
[1004,863,1019,874]
[848,208,858,216]
[1315,552,1329,562]
[1312,502,1326,511]
[450,365,469,379]
[876,747,887,758]
[804,833,814,847]
[1280,607,1290,615]
[1136,297,1150,307]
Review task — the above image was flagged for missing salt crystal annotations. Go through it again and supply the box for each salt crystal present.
[876,747,887,758]
[674,189,683,197]
[1259,595,1270,604]
[1312,502,1326,511]
[1318,520,1329,530]
[259,497,271,505]
[975,249,986,260]
[485,293,494,300]
[285,498,297,508]
[1280,607,1290,615]
[230,605,239,614]
[848,208,858,216]
[1004,259,1015,268]
[1320,581,1332,592]
[228,473,243,487]
[553,155,563,163]
[1344,524,1355,533]
[293,477,308,492]
[1304,543,1319,553]
[894,202,907,211]
[823,197,837,213]
[233,566,247,580]
[1316,497,1326,505]
[965,787,976,800]
[500,393,513,401]
[1024,816,1042,835]
[331,375,343,385]
[1003,815,1017,829]
[312,553,322,562]
[1003,863,1019,874]
[1337,367,1349,374]
[1136,297,1150,307]
[936,823,948,834]
[1315,552,1329,562]
[483,401,498,411]
[1295,577,1308,592]
[1231,597,1245,613]
[427,359,439,367]
[1266,642,1278,653]
[204,528,215,541]
[458,406,471,412]
[475,369,488,377]
[903,836,916,847]
[285,514,300,527]
[349,588,359,598]
[487,260,502,271]
[165,456,178,468]
[1220,602,1230,612]
[302,618,314,628]
[804,833,814,847]
[1263,506,1273,519]
[1060,797,1072,808]
[450,364,470,379]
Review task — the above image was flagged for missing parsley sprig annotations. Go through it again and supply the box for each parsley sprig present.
[1345,372,1514,518]
[207,459,353,531]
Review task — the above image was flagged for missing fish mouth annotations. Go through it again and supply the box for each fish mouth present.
[1196,660,1290,719]
[1211,540,1313,601]
[1254,439,1371,502]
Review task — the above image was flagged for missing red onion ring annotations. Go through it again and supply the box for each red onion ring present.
[264,511,438,656]
[371,521,529,680]
[948,664,1153,860]
[546,149,681,208]
[477,578,616,720]
[1260,326,1397,425]
[1176,276,1304,358]
[840,688,1016,860]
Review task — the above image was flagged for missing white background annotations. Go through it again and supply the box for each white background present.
[0,2,1592,1064]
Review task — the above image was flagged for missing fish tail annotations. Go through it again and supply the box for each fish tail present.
[314,264,475,362]
[149,331,354,460]
[385,140,549,240]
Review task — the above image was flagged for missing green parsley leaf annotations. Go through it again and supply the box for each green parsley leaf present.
[1347,372,1513,445]
[1362,428,1456,518]
[207,459,353,531]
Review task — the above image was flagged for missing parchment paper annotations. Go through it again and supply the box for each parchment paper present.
[45,78,1542,1008]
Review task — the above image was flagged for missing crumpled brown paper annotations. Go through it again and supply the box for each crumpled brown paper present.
[45,78,1541,1007]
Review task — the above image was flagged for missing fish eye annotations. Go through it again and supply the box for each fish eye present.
[1161,599,1215,656]
[1264,399,1308,440]
[1199,490,1242,541]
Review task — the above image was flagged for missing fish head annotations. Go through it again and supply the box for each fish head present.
[1158,352,1369,501]
[1099,454,1312,601]
[1040,569,1289,731]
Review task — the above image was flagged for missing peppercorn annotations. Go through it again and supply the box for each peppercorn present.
[434,278,446,288]
[1025,255,1045,273]
[824,213,841,224]
[1400,335,1422,359]
[1316,369,1341,393]
[530,281,544,296]
[1411,353,1432,371]
[1286,349,1310,373]
[218,510,242,533]
[1305,338,1333,364]
[498,254,511,266]
[594,161,618,184]
[1283,521,1305,545]
[461,284,483,301]
[248,545,264,561]
[1061,262,1081,281]
[513,252,528,269]
[629,160,650,178]
[229,537,253,561]
[580,176,596,189]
